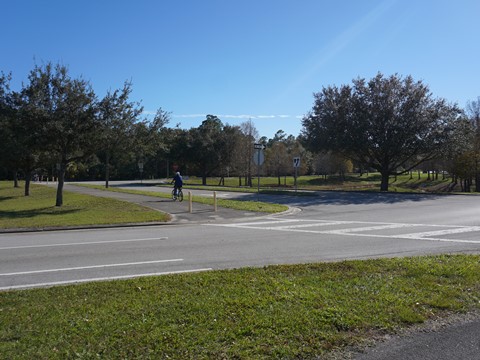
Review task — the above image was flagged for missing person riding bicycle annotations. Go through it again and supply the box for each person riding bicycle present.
[171,171,183,197]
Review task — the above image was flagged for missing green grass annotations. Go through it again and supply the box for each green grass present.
[172,172,459,193]
[0,182,169,229]
[78,184,289,214]
[1,255,479,359]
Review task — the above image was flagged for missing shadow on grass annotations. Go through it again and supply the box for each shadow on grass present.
[304,174,382,186]
[111,182,160,188]
[0,207,80,219]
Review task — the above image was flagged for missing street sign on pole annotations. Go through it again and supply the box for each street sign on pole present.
[252,147,266,200]
[252,150,265,165]
[293,157,300,192]
[293,157,300,168]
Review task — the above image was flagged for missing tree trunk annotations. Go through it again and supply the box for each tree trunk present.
[202,174,207,186]
[24,171,32,196]
[56,165,65,207]
[476,174,480,192]
[238,176,242,186]
[380,172,389,191]
[13,170,19,188]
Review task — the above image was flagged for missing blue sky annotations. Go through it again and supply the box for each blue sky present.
[2,0,479,139]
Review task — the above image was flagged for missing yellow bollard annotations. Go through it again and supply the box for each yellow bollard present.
[189,191,193,213]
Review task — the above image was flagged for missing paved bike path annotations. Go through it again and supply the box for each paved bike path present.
[58,183,271,224]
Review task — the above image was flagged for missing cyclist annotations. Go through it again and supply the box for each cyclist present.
[171,171,183,198]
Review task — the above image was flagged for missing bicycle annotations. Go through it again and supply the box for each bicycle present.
[172,187,184,202]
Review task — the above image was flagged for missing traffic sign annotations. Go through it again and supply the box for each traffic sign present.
[253,149,265,165]
[254,143,266,150]
[293,157,301,168]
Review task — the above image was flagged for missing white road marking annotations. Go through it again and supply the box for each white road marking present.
[205,220,480,244]
[397,227,480,239]
[321,223,419,234]
[274,222,349,229]
[0,237,168,251]
[219,219,297,227]
[0,259,183,276]
[0,268,213,291]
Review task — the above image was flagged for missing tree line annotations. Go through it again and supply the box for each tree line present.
[0,62,310,206]
[2,64,479,205]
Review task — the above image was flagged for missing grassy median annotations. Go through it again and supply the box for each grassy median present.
[1,255,479,359]
[0,181,169,229]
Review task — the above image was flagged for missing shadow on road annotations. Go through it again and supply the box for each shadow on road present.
[244,191,445,207]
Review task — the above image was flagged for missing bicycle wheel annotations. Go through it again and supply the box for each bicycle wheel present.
[171,189,177,201]
[177,190,184,202]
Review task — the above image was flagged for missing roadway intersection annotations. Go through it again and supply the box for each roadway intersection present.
[1,182,480,290]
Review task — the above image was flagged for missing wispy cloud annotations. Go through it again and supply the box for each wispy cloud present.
[143,111,305,121]
[171,114,302,120]
[142,110,157,116]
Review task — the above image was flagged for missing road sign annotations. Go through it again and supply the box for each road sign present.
[254,143,266,150]
[253,149,265,165]
[293,157,301,168]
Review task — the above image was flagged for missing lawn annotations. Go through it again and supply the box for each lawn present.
[1,255,479,359]
[0,181,169,229]
[177,171,457,193]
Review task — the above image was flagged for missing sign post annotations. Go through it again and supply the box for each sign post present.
[293,157,300,192]
[138,161,144,184]
[253,144,266,199]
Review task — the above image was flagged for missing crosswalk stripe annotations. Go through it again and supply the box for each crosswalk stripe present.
[206,220,480,244]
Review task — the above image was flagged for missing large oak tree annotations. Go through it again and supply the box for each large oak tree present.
[301,73,460,191]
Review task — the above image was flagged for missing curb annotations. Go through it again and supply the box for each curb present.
[0,206,298,234]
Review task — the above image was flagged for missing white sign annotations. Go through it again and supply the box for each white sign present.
[293,157,301,168]
[253,150,265,165]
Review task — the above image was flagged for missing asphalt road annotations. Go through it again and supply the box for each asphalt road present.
[1,181,480,359]
[2,182,480,291]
